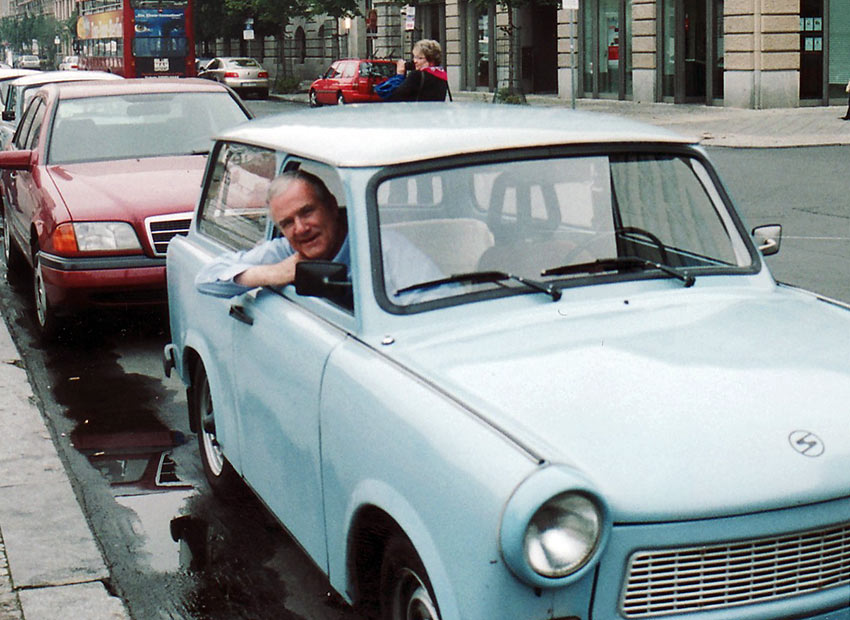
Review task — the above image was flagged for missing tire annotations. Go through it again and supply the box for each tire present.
[32,252,62,340]
[379,534,441,620]
[337,91,345,106]
[2,207,25,281]
[309,90,320,107]
[191,362,241,496]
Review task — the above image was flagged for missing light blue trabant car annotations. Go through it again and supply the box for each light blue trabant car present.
[164,104,850,620]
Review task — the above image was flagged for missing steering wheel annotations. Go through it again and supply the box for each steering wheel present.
[616,226,669,264]
[552,225,670,272]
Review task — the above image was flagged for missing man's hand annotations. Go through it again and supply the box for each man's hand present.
[234,253,301,288]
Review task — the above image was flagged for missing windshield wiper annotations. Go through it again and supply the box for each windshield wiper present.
[395,270,562,301]
[541,257,695,287]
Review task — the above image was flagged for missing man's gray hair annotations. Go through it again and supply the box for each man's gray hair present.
[267,169,336,209]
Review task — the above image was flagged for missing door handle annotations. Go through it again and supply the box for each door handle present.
[228,303,254,325]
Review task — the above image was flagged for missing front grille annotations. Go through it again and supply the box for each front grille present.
[620,522,850,618]
[146,213,192,256]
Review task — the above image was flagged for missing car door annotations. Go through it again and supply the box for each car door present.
[3,96,47,257]
[183,141,276,477]
[201,58,221,82]
[316,62,341,104]
[339,60,357,100]
[228,160,351,570]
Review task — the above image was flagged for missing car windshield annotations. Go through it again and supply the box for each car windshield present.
[375,153,753,307]
[48,91,248,164]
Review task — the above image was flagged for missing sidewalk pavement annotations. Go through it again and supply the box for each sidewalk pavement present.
[0,320,129,620]
[278,89,850,148]
[0,92,846,620]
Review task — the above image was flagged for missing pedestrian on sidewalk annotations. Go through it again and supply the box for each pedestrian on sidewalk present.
[843,78,850,120]
[387,39,451,102]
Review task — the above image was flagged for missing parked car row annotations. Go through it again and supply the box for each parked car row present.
[0,77,252,338]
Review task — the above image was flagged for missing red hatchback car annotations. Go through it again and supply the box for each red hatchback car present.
[0,78,252,337]
[308,58,396,106]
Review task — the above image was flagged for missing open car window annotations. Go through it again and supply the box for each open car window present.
[375,152,754,309]
[197,142,279,250]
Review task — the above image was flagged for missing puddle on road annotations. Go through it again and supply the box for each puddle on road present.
[0,304,364,619]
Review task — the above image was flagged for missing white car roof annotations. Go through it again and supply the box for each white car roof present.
[11,70,122,86]
[219,103,695,167]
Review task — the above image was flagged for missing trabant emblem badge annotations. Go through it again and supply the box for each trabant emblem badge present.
[788,430,825,458]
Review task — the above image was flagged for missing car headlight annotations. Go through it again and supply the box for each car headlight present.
[53,222,142,253]
[523,492,601,578]
[500,466,609,587]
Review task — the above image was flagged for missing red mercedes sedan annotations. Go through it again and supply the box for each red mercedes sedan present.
[0,78,252,338]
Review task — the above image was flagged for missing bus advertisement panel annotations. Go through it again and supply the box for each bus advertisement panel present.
[76,0,195,77]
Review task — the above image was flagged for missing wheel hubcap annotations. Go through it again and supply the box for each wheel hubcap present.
[2,216,10,263]
[200,383,224,476]
[393,569,438,620]
[34,261,49,327]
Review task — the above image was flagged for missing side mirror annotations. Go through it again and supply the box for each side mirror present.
[752,224,781,256]
[295,260,352,308]
[0,149,35,171]
[2,110,14,122]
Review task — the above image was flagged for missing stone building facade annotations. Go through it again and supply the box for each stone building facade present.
[206,0,848,109]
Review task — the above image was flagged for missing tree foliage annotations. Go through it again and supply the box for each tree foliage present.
[0,13,62,58]
[195,0,359,43]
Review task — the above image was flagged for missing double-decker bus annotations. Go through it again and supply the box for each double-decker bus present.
[75,0,195,77]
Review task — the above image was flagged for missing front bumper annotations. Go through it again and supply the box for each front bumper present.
[39,252,167,310]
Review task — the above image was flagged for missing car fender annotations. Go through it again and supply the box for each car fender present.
[340,476,461,618]
[177,327,243,475]
[319,339,546,619]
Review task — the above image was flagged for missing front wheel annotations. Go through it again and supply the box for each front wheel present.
[337,91,346,106]
[191,362,240,496]
[380,534,441,620]
[309,89,320,107]
[32,253,62,340]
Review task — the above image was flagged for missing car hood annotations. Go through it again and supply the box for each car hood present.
[47,156,204,223]
[387,284,850,521]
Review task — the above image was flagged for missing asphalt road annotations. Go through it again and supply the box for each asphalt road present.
[0,138,846,618]
[706,145,850,304]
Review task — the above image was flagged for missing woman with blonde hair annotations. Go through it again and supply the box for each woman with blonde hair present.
[388,39,450,102]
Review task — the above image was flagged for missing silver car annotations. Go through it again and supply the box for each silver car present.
[199,56,269,99]
[15,55,40,70]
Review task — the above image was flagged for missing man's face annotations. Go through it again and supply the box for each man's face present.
[271,179,340,260]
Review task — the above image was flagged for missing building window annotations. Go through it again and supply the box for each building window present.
[295,26,306,64]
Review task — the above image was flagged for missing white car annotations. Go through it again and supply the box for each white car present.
[58,55,80,71]
[15,55,40,70]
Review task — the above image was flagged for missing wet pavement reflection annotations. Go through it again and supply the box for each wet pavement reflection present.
[0,274,365,619]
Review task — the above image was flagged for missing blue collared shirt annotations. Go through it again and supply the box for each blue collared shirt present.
[195,231,443,303]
